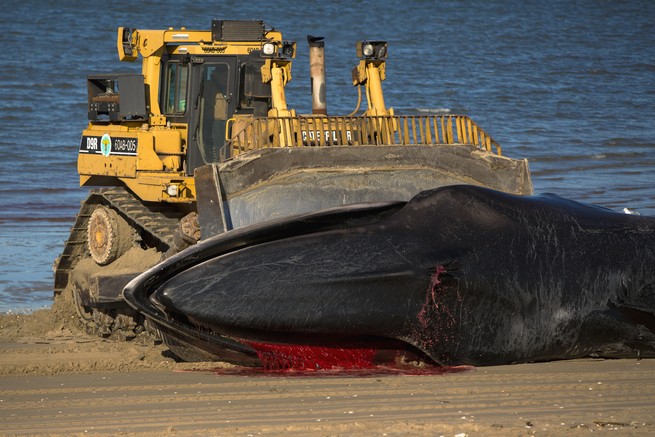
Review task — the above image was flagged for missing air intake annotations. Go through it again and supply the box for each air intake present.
[212,20,265,42]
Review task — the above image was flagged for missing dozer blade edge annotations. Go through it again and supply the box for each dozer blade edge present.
[123,185,655,369]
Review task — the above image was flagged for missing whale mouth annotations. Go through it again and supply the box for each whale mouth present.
[139,266,441,370]
[124,199,429,369]
[147,307,438,371]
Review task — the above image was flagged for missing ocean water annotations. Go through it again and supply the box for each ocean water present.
[0,0,653,311]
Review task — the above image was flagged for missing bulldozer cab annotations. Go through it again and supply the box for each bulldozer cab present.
[162,57,237,170]
[161,50,273,174]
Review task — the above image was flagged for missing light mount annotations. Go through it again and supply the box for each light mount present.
[356,40,388,60]
[261,40,296,59]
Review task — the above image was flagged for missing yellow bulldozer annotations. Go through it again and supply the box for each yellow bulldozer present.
[54,20,532,339]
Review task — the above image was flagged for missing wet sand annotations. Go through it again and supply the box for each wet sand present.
[1,310,654,436]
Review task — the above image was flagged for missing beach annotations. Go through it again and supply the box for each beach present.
[1,309,654,436]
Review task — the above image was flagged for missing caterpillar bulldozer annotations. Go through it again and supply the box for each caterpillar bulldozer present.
[54,20,532,344]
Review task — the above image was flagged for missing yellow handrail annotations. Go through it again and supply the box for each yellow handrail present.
[227,114,502,157]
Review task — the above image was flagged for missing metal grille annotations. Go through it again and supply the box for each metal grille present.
[211,20,265,42]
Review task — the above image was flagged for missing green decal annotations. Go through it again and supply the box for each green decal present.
[101,133,111,157]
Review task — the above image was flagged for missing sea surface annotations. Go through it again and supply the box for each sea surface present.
[0,0,653,312]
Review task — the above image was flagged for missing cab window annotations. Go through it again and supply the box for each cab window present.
[163,62,188,114]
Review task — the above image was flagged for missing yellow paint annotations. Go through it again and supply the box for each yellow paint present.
[86,23,506,210]
[84,23,286,203]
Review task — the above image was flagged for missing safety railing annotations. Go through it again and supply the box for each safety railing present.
[226,114,502,156]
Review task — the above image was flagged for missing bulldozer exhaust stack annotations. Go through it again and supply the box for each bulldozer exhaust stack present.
[308,35,327,115]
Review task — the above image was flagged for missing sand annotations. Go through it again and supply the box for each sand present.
[1,306,654,436]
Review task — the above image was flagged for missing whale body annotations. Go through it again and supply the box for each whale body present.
[124,185,655,367]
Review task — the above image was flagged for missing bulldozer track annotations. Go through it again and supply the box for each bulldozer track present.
[54,187,187,295]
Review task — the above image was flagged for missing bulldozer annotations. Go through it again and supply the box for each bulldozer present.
[54,20,532,344]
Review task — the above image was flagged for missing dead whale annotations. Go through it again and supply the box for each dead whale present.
[123,185,655,368]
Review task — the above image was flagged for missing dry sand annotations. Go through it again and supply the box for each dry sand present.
[1,304,654,436]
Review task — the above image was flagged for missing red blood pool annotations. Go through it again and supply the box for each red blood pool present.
[194,341,475,377]
[247,342,378,371]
